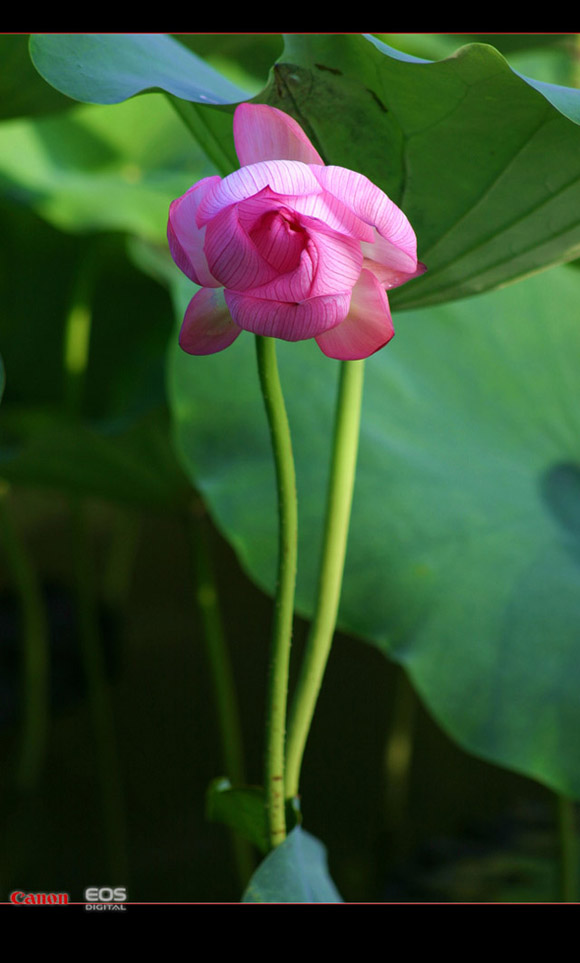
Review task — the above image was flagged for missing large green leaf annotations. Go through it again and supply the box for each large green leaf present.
[169,264,580,797]
[242,827,342,902]
[29,33,249,106]
[173,34,282,96]
[260,35,580,309]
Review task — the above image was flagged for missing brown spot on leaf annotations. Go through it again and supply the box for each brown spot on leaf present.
[367,88,388,113]
[314,62,343,75]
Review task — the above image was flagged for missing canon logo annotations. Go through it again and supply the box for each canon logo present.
[10,891,69,905]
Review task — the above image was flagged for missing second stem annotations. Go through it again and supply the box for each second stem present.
[285,359,365,799]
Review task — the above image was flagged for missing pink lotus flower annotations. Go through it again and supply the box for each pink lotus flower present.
[168,103,425,360]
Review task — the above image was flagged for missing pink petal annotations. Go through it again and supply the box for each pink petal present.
[312,166,419,272]
[290,190,374,242]
[245,215,362,303]
[179,287,241,356]
[204,191,363,302]
[361,228,426,286]
[196,160,323,226]
[203,202,281,291]
[301,216,363,298]
[234,103,325,166]
[240,243,317,303]
[248,206,308,274]
[168,176,222,287]
[315,269,394,360]
[363,254,427,289]
[224,290,351,341]
[234,184,373,243]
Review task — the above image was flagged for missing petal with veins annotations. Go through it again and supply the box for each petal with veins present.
[234,102,325,166]
[225,290,351,341]
[363,255,427,289]
[313,166,419,272]
[196,160,323,226]
[315,269,394,360]
[179,287,241,355]
[361,227,426,284]
[246,216,362,302]
[167,176,222,288]
[204,203,281,291]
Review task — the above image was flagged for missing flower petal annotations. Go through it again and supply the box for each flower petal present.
[361,227,426,286]
[204,202,281,291]
[242,243,317,302]
[233,102,324,166]
[168,176,222,287]
[233,184,373,242]
[179,287,241,356]
[245,215,362,302]
[196,160,323,226]
[225,290,351,341]
[302,216,363,297]
[363,253,427,289]
[312,166,419,272]
[290,190,374,242]
[315,269,394,360]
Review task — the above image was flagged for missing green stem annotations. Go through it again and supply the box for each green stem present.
[255,336,298,849]
[286,359,365,799]
[0,483,50,792]
[557,793,578,902]
[167,95,235,176]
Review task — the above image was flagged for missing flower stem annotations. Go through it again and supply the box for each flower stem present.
[255,336,298,849]
[285,359,365,800]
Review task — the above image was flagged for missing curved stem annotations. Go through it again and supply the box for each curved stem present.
[255,336,298,849]
[285,359,364,799]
